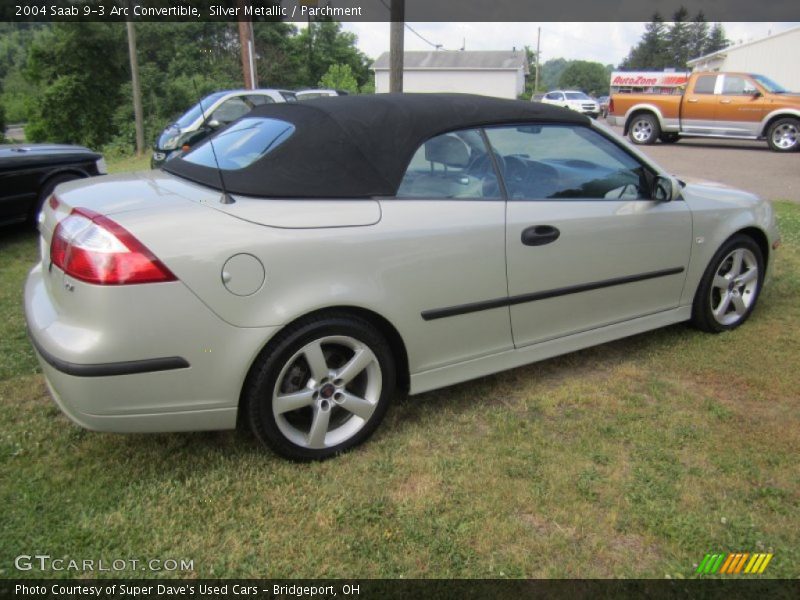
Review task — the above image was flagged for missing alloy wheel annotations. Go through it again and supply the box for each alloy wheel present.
[771,122,798,150]
[709,248,759,326]
[271,335,382,449]
[631,119,653,143]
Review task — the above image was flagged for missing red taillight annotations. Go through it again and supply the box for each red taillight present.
[50,208,176,285]
[608,97,615,115]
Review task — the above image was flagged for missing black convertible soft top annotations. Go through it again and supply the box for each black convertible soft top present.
[163,93,588,198]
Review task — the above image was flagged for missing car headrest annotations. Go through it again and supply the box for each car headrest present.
[424,135,471,168]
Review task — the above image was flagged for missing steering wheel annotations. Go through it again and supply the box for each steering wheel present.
[467,151,506,198]
[467,151,506,179]
[505,157,560,199]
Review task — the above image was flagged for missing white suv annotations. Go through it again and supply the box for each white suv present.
[541,90,600,119]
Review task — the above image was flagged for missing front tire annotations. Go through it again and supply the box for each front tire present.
[245,313,395,460]
[766,117,800,152]
[691,235,764,333]
[629,114,660,145]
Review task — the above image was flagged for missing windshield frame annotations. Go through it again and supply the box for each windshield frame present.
[174,91,230,129]
[751,74,789,94]
[565,92,592,101]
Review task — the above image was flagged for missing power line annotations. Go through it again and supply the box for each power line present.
[405,23,446,50]
[377,0,447,50]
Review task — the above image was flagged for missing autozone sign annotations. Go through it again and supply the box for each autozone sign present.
[611,72,690,87]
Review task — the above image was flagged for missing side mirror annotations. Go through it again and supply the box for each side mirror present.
[653,175,678,202]
[207,119,221,129]
[752,90,762,98]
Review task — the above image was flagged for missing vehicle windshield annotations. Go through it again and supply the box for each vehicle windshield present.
[751,74,790,93]
[174,91,229,129]
[182,117,295,170]
[565,92,591,100]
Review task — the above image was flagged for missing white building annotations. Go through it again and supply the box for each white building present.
[687,26,800,91]
[372,50,529,99]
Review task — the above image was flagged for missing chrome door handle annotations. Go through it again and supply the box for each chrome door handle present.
[687,98,699,103]
[720,100,732,104]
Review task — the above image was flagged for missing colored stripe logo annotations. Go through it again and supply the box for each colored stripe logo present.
[696,552,773,575]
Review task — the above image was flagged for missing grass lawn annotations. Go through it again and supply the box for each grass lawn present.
[1,159,798,578]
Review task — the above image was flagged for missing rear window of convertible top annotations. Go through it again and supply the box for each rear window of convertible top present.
[183,117,295,170]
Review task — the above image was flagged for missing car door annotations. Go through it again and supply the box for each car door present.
[715,74,767,136]
[386,129,512,371]
[485,124,692,349]
[681,74,719,134]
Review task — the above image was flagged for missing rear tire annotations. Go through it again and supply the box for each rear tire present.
[628,114,660,145]
[766,117,799,152]
[245,313,395,461]
[691,235,764,333]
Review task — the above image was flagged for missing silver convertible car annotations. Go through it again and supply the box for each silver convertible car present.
[25,94,779,460]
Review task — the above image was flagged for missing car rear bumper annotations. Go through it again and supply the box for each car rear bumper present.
[24,262,278,433]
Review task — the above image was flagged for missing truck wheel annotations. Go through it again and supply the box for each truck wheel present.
[629,114,660,145]
[767,118,799,152]
[659,133,680,144]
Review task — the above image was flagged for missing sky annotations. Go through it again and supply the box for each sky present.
[340,22,799,66]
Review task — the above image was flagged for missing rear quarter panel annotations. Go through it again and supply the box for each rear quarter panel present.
[612,94,681,131]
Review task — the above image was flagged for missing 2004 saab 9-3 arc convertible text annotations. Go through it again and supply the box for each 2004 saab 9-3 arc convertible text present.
[24,94,780,460]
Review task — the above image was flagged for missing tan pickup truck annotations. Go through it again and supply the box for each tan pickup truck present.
[608,72,800,152]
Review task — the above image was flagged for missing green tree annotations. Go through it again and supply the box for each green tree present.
[0,101,6,142]
[666,7,692,69]
[621,13,729,71]
[24,23,127,147]
[558,61,609,96]
[688,13,709,60]
[0,23,48,122]
[540,58,569,91]
[254,21,303,88]
[293,20,371,88]
[620,15,668,70]
[319,63,359,93]
[706,23,729,54]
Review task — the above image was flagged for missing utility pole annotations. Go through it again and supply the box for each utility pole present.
[389,0,404,92]
[534,26,541,93]
[237,0,257,89]
[125,15,144,157]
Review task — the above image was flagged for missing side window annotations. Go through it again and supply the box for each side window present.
[545,92,559,100]
[692,75,717,94]
[397,129,501,199]
[484,124,651,200]
[722,76,757,95]
[247,95,273,106]
[211,97,252,125]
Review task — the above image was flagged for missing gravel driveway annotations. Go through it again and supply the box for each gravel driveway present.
[605,124,799,203]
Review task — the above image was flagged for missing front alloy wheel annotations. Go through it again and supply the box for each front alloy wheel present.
[246,314,395,460]
[692,235,764,333]
[709,248,759,327]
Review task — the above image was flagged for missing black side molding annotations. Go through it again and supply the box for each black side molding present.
[421,267,685,321]
[28,329,190,377]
